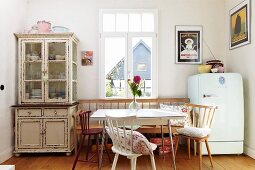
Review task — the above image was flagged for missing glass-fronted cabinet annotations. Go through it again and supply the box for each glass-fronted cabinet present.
[16,33,79,104]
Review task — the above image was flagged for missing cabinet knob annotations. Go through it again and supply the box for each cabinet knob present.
[40,129,46,134]
[28,112,31,115]
[54,110,57,115]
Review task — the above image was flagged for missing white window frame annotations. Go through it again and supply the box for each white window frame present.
[99,9,158,99]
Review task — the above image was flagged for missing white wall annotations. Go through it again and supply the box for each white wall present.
[0,0,227,162]
[0,0,28,163]
[225,0,255,159]
[25,0,226,98]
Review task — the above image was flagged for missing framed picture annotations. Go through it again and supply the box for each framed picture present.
[81,51,93,66]
[229,0,250,49]
[175,25,202,64]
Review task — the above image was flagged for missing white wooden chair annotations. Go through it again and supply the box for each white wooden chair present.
[174,103,217,170]
[105,114,157,170]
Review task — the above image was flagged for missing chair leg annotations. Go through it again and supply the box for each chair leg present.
[130,158,136,170]
[187,138,190,159]
[194,140,197,156]
[74,130,78,154]
[198,141,202,170]
[150,154,156,170]
[133,157,137,170]
[130,158,134,170]
[205,139,213,167]
[160,125,165,159]
[174,136,179,158]
[104,140,112,163]
[111,153,119,170]
[86,134,90,160]
[72,135,85,170]
[96,134,100,169]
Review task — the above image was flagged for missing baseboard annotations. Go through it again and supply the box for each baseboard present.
[244,145,255,159]
[0,146,13,164]
[201,141,243,155]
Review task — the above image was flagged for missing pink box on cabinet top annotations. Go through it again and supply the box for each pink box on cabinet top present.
[37,20,51,33]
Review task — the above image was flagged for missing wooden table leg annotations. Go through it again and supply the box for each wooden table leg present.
[168,120,176,170]
[99,120,106,170]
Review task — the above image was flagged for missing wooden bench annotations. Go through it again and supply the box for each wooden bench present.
[72,98,189,153]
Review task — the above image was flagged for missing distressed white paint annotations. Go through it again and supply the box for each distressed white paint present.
[0,0,28,163]
[225,0,255,159]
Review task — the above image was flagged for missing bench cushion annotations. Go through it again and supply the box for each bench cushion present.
[176,126,211,138]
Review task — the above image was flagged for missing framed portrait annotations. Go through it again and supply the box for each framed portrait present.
[229,0,250,49]
[175,25,202,64]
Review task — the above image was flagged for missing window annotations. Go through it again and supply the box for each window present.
[99,9,158,98]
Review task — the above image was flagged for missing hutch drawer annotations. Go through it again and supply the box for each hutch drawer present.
[18,109,42,117]
[44,108,68,117]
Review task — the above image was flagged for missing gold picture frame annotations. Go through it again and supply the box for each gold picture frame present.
[230,0,250,49]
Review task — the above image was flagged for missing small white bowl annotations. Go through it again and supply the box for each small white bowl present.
[52,26,69,33]
[30,56,39,61]
[211,68,218,73]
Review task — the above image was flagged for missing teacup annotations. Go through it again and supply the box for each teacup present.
[218,66,224,73]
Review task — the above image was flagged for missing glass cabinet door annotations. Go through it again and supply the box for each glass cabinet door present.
[22,41,44,102]
[45,40,68,102]
[72,42,77,102]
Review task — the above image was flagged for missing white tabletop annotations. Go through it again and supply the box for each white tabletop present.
[91,109,186,120]
[0,165,15,170]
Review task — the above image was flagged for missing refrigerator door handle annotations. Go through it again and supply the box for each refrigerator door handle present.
[203,94,218,98]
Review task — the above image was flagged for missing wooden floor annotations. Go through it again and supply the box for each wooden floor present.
[2,146,255,170]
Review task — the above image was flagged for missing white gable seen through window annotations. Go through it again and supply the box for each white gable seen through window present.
[99,9,158,98]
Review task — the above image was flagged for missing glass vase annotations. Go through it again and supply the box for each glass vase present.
[129,97,140,112]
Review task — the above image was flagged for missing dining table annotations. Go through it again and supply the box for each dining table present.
[91,109,186,170]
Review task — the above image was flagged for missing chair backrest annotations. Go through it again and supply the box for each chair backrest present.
[105,114,136,154]
[79,110,92,132]
[184,103,217,128]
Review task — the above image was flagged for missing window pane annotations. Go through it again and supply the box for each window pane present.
[25,42,42,62]
[103,14,115,32]
[132,37,152,97]
[48,63,66,80]
[129,14,141,32]
[72,82,77,101]
[48,82,66,99]
[116,14,128,32]
[142,13,154,32]
[25,82,42,100]
[72,42,77,62]
[25,62,41,80]
[105,37,126,98]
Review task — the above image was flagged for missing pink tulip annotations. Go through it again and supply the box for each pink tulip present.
[133,75,141,84]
